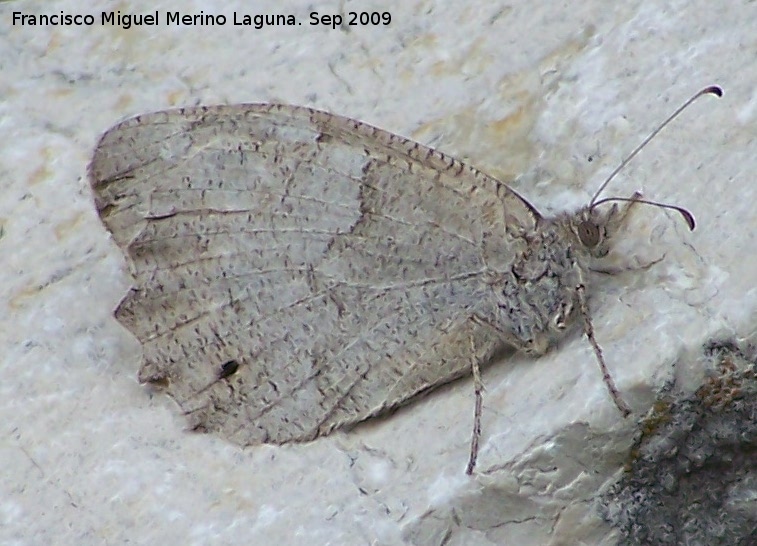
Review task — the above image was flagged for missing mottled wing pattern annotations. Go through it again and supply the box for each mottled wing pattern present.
[89,104,540,445]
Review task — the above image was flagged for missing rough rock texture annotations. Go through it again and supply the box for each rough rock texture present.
[602,339,757,545]
[1,0,754,544]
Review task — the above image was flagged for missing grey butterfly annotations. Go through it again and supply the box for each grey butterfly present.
[89,87,718,472]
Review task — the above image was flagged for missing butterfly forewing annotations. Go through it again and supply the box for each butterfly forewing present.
[89,104,541,445]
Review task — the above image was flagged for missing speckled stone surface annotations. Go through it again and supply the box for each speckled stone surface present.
[1,0,754,544]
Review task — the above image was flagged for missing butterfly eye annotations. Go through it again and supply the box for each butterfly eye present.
[578,221,600,247]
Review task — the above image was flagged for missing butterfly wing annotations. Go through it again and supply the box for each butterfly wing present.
[89,104,540,445]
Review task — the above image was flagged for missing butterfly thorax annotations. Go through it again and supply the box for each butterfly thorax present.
[486,203,622,356]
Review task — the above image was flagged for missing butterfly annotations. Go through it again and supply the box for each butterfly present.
[89,86,719,473]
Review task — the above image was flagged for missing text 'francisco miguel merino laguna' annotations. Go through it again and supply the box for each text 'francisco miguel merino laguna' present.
[13,11,304,30]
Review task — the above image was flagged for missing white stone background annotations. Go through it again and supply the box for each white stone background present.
[0,0,754,544]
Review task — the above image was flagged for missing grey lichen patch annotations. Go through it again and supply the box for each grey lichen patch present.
[602,339,757,545]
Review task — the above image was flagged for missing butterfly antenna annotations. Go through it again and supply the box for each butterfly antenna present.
[591,195,696,230]
[589,85,723,209]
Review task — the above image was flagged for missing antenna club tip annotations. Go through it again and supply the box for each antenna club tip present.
[703,85,724,98]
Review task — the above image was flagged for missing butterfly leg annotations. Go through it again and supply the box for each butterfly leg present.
[464,313,520,475]
[466,331,485,475]
[574,269,632,417]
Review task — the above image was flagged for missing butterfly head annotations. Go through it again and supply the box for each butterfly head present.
[570,192,696,260]
[564,202,624,259]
